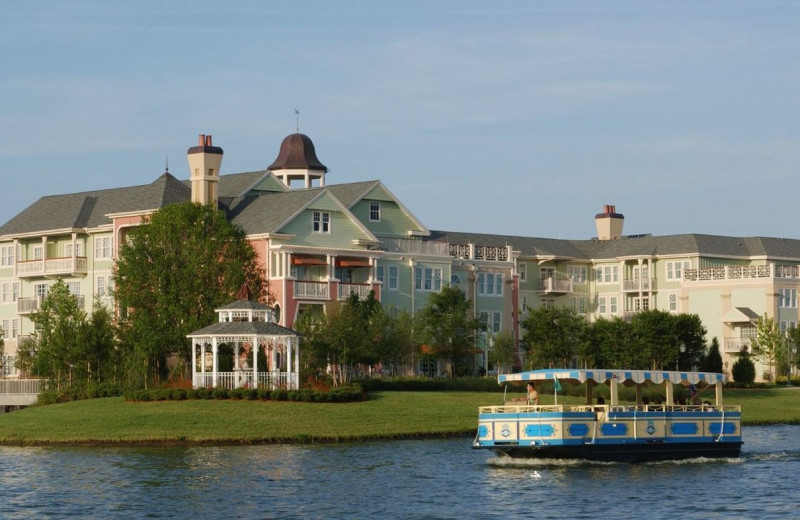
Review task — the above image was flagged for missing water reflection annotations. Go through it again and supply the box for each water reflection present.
[0,426,798,519]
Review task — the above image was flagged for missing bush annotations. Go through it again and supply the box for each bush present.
[732,355,756,385]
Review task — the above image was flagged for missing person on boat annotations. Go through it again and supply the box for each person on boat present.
[527,382,539,405]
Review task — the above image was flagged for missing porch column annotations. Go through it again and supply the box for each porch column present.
[200,342,206,376]
[212,337,218,388]
[293,337,300,389]
[715,381,723,406]
[252,335,258,386]
[287,337,294,389]
[368,258,376,284]
[665,381,674,406]
[610,376,619,406]
[327,255,334,281]
[191,342,197,388]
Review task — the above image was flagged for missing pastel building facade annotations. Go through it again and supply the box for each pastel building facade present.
[2,135,799,380]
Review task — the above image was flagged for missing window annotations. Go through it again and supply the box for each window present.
[35,283,48,299]
[369,201,380,222]
[522,295,528,311]
[451,274,461,286]
[107,276,115,295]
[67,281,81,296]
[567,265,587,284]
[1,283,7,304]
[11,319,18,338]
[540,298,555,309]
[0,245,14,266]
[12,283,18,302]
[779,288,797,309]
[610,297,618,314]
[598,297,606,314]
[419,356,438,377]
[2,355,17,377]
[669,293,677,312]
[597,265,619,284]
[1,320,7,339]
[33,246,43,260]
[2,319,19,339]
[64,242,84,257]
[335,268,352,283]
[389,266,398,290]
[312,211,331,233]
[578,298,586,314]
[95,237,113,259]
[633,296,650,311]
[492,311,502,333]
[518,262,527,282]
[479,311,489,327]
[97,276,106,297]
[477,273,503,296]
[666,261,691,280]
[416,267,442,292]
[376,265,384,283]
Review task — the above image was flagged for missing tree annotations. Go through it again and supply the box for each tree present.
[30,279,86,387]
[589,316,636,368]
[489,330,517,374]
[417,285,481,377]
[372,307,417,376]
[731,348,756,385]
[749,313,781,382]
[674,313,707,370]
[114,202,266,388]
[630,310,678,370]
[521,306,587,369]
[702,337,724,373]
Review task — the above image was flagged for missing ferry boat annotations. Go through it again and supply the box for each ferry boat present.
[472,369,742,462]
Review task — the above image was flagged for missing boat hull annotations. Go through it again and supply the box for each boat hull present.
[480,440,742,463]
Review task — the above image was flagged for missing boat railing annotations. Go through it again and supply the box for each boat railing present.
[479,404,564,414]
[571,404,741,413]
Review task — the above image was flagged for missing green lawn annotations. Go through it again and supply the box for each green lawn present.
[0,388,797,445]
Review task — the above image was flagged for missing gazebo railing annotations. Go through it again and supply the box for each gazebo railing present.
[193,371,295,390]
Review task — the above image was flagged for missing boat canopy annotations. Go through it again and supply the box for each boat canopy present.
[498,369,726,387]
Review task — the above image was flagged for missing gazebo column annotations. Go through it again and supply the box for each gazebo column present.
[271,338,278,389]
[200,342,207,385]
[252,335,258,387]
[192,342,197,388]
[212,337,219,388]
[293,337,300,389]
[287,337,294,389]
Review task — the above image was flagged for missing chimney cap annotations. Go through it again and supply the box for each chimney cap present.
[595,204,624,219]
[187,133,223,155]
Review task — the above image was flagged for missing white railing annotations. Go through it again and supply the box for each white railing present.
[379,238,449,256]
[724,337,752,353]
[623,278,656,292]
[17,294,85,314]
[0,379,42,406]
[293,281,330,300]
[338,283,372,300]
[449,244,511,262]
[193,371,296,390]
[15,257,88,278]
[541,277,572,293]
[684,265,773,281]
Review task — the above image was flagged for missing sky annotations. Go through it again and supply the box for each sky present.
[3,1,800,240]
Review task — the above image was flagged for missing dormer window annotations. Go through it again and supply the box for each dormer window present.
[312,211,331,233]
[369,201,380,222]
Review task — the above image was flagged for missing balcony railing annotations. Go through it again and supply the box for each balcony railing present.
[338,283,372,301]
[15,256,88,278]
[540,277,573,293]
[378,238,449,256]
[18,294,85,314]
[684,265,777,282]
[449,244,511,262]
[293,281,330,300]
[724,337,752,354]
[623,278,656,292]
[193,371,296,390]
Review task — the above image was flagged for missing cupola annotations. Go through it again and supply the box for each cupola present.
[268,133,328,189]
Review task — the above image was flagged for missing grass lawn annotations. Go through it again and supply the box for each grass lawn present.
[0,388,797,445]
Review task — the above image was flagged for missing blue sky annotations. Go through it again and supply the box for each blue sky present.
[3,1,800,240]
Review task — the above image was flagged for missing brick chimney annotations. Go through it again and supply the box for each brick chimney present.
[187,134,223,206]
[594,204,624,240]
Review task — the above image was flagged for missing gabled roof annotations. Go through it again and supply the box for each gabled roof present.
[328,181,430,236]
[187,320,299,337]
[721,307,760,324]
[219,189,323,235]
[0,172,189,236]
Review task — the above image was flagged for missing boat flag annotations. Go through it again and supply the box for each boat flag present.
[553,376,561,405]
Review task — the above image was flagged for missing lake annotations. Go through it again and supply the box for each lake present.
[0,425,797,519]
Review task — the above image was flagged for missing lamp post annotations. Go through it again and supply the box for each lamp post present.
[677,343,686,371]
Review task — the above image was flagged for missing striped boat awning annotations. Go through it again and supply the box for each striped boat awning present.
[498,369,726,386]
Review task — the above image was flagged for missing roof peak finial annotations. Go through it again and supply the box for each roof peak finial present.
[294,106,300,133]
[165,154,169,174]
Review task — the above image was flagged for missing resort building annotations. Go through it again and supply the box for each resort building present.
[2,133,799,380]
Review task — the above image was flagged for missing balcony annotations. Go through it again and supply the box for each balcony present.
[338,283,372,301]
[682,264,797,282]
[15,256,88,279]
[449,244,511,262]
[293,281,330,300]
[724,337,752,354]
[540,277,573,294]
[623,278,656,292]
[378,238,449,256]
[18,294,85,314]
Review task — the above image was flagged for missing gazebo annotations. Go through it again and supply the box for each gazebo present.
[187,298,301,390]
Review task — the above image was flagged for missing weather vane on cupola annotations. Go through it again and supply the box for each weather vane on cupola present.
[295,106,300,133]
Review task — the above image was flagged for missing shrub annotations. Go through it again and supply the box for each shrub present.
[732,355,756,386]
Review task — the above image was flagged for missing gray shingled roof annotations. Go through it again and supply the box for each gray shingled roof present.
[187,321,300,337]
[0,172,189,236]
[220,188,324,235]
[217,299,275,311]
[326,181,380,208]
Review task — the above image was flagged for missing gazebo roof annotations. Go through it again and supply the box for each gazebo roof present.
[187,321,300,338]
[215,299,275,312]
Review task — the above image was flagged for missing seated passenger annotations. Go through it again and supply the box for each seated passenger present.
[527,382,539,406]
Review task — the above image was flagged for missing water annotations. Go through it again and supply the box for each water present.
[0,425,797,519]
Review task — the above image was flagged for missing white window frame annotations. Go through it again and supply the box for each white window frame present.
[312,211,331,234]
[477,272,503,296]
[1,283,8,304]
[389,266,398,291]
[518,262,527,282]
[369,201,380,222]
[35,283,48,299]
[492,311,501,333]
[567,265,587,284]
[12,282,19,302]
[376,265,384,284]
[95,237,113,259]
[33,246,43,260]
[669,293,678,312]
[64,242,84,257]
[67,281,81,296]
[598,266,618,284]
[0,245,14,266]
[97,276,106,297]
[610,296,618,314]
[779,288,798,309]
[598,297,606,314]
[416,267,442,292]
